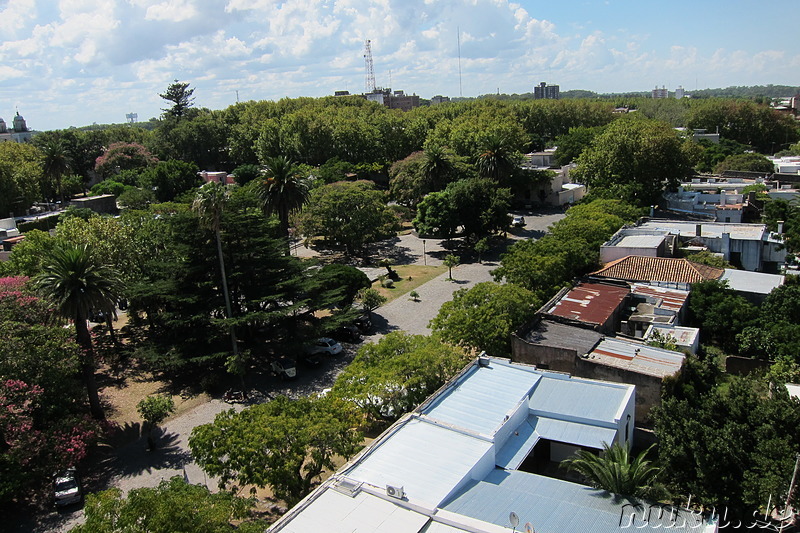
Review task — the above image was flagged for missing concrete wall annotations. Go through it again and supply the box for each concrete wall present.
[510,335,577,373]
[70,194,118,215]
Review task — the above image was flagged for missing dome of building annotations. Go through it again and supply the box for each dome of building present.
[0,118,6,134]
[12,112,27,132]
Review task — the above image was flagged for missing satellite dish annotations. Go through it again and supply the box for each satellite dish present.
[525,522,535,533]
[509,512,520,528]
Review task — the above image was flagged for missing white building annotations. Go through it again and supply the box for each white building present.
[269,358,717,533]
[0,112,33,143]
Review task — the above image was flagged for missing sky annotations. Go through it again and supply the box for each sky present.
[1,0,799,131]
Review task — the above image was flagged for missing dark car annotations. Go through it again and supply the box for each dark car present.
[353,314,372,334]
[331,325,363,343]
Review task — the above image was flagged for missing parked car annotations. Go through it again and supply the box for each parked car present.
[270,357,297,379]
[300,352,322,366]
[54,468,82,507]
[353,314,372,334]
[331,325,363,343]
[511,215,525,228]
[306,337,343,356]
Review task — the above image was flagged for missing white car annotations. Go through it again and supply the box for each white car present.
[54,468,82,507]
[307,337,343,356]
[511,215,525,228]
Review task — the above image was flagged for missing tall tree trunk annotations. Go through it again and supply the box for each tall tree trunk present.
[215,228,238,357]
[280,206,291,256]
[75,315,105,420]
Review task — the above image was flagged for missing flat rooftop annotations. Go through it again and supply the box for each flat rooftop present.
[521,319,603,356]
[721,269,784,295]
[614,234,666,249]
[638,219,765,241]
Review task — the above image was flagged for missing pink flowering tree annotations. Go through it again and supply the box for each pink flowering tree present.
[94,142,158,179]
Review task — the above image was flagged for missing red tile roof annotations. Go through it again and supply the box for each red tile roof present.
[592,256,724,285]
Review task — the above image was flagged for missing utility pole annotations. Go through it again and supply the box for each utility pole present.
[780,453,800,531]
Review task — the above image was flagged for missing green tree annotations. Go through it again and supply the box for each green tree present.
[160,80,196,120]
[687,280,758,352]
[298,180,399,256]
[192,183,238,363]
[413,191,459,239]
[475,134,521,183]
[71,476,264,533]
[572,117,694,206]
[40,138,71,203]
[313,264,371,308]
[139,160,201,202]
[564,443,667,500]
[553,125,607,166]
[430,281,538,356]
[474,237,489,264]
[357,287,386,318]
[256,155,309,254]
[446,178,512,240]
[232,164,261,186]
[653,375,800,516]
[331,332,469,423]
[34,244,123,419]
[443,253,460,280]
[137,394,175,450]
[0,142,43,218]
[713,152,775,174]
[189,396,362,505]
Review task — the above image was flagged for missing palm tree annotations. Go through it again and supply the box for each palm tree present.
[256,155,309,255]
[562,442,668,500]
[422,145,455,192]
[41,138,71,204]
[476,134,519,183]
[34,244,123,419]
[192,182,238,363]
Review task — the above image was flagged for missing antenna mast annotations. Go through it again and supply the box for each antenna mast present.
[364,40,377,93]
[457,27,463,97]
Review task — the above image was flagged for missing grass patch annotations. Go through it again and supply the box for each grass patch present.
[374,264,447,303]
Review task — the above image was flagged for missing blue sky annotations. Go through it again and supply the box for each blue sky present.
[1,0,798,131]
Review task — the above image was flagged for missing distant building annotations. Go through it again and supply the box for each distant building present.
[364,88,420,111]
[533,81,559,100]
[430,95,450,105]
[0,112,33,143]
[334,90,351,96]
[675,86,688,99]
[652,86,668,99]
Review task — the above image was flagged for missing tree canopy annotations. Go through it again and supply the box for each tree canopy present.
[189,395,362,505]
[160,80,196,120]
[572,117,695,206]
[430,281,539,356]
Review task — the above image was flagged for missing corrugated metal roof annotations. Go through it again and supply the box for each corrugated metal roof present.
[529,375,631,424]
[496,416,618,470]
[344,417,493,508]
[442,469,714,533]
[722,269,784,295]
[631,283,689,313]
[589,338,685,379]
[422,361,540,436]
[277,488,430,533]
[546,282,629,326]
[531,416,618,449]
[646,324,699,346]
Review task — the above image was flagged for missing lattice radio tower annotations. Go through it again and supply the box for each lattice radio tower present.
[364,39,377,93]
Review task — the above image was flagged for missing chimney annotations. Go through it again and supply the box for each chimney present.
[778,220,785,234]
[649,205,655,217]
[695,224,702,237]
[722,232,731,258]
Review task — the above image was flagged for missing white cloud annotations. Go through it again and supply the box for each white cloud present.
[143,0,199,21]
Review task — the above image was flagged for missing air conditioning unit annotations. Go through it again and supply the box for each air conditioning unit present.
[386,485,405,500]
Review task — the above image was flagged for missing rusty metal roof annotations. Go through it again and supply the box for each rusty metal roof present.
[546,282,629,326]
[589,337,685,378]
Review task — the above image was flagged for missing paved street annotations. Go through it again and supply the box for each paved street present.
[17,209,565,532]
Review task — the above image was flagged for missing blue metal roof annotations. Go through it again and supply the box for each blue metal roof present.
[344,417,493,507]
[442,469,714,533]
[496,416,618,470]
[422,361,540,436]
[530,375,631,424]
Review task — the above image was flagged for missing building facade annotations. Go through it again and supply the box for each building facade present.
[0,112,33,143]
[533,81,559,100]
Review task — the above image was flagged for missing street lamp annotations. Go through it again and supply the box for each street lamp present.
[423,239,426,266]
